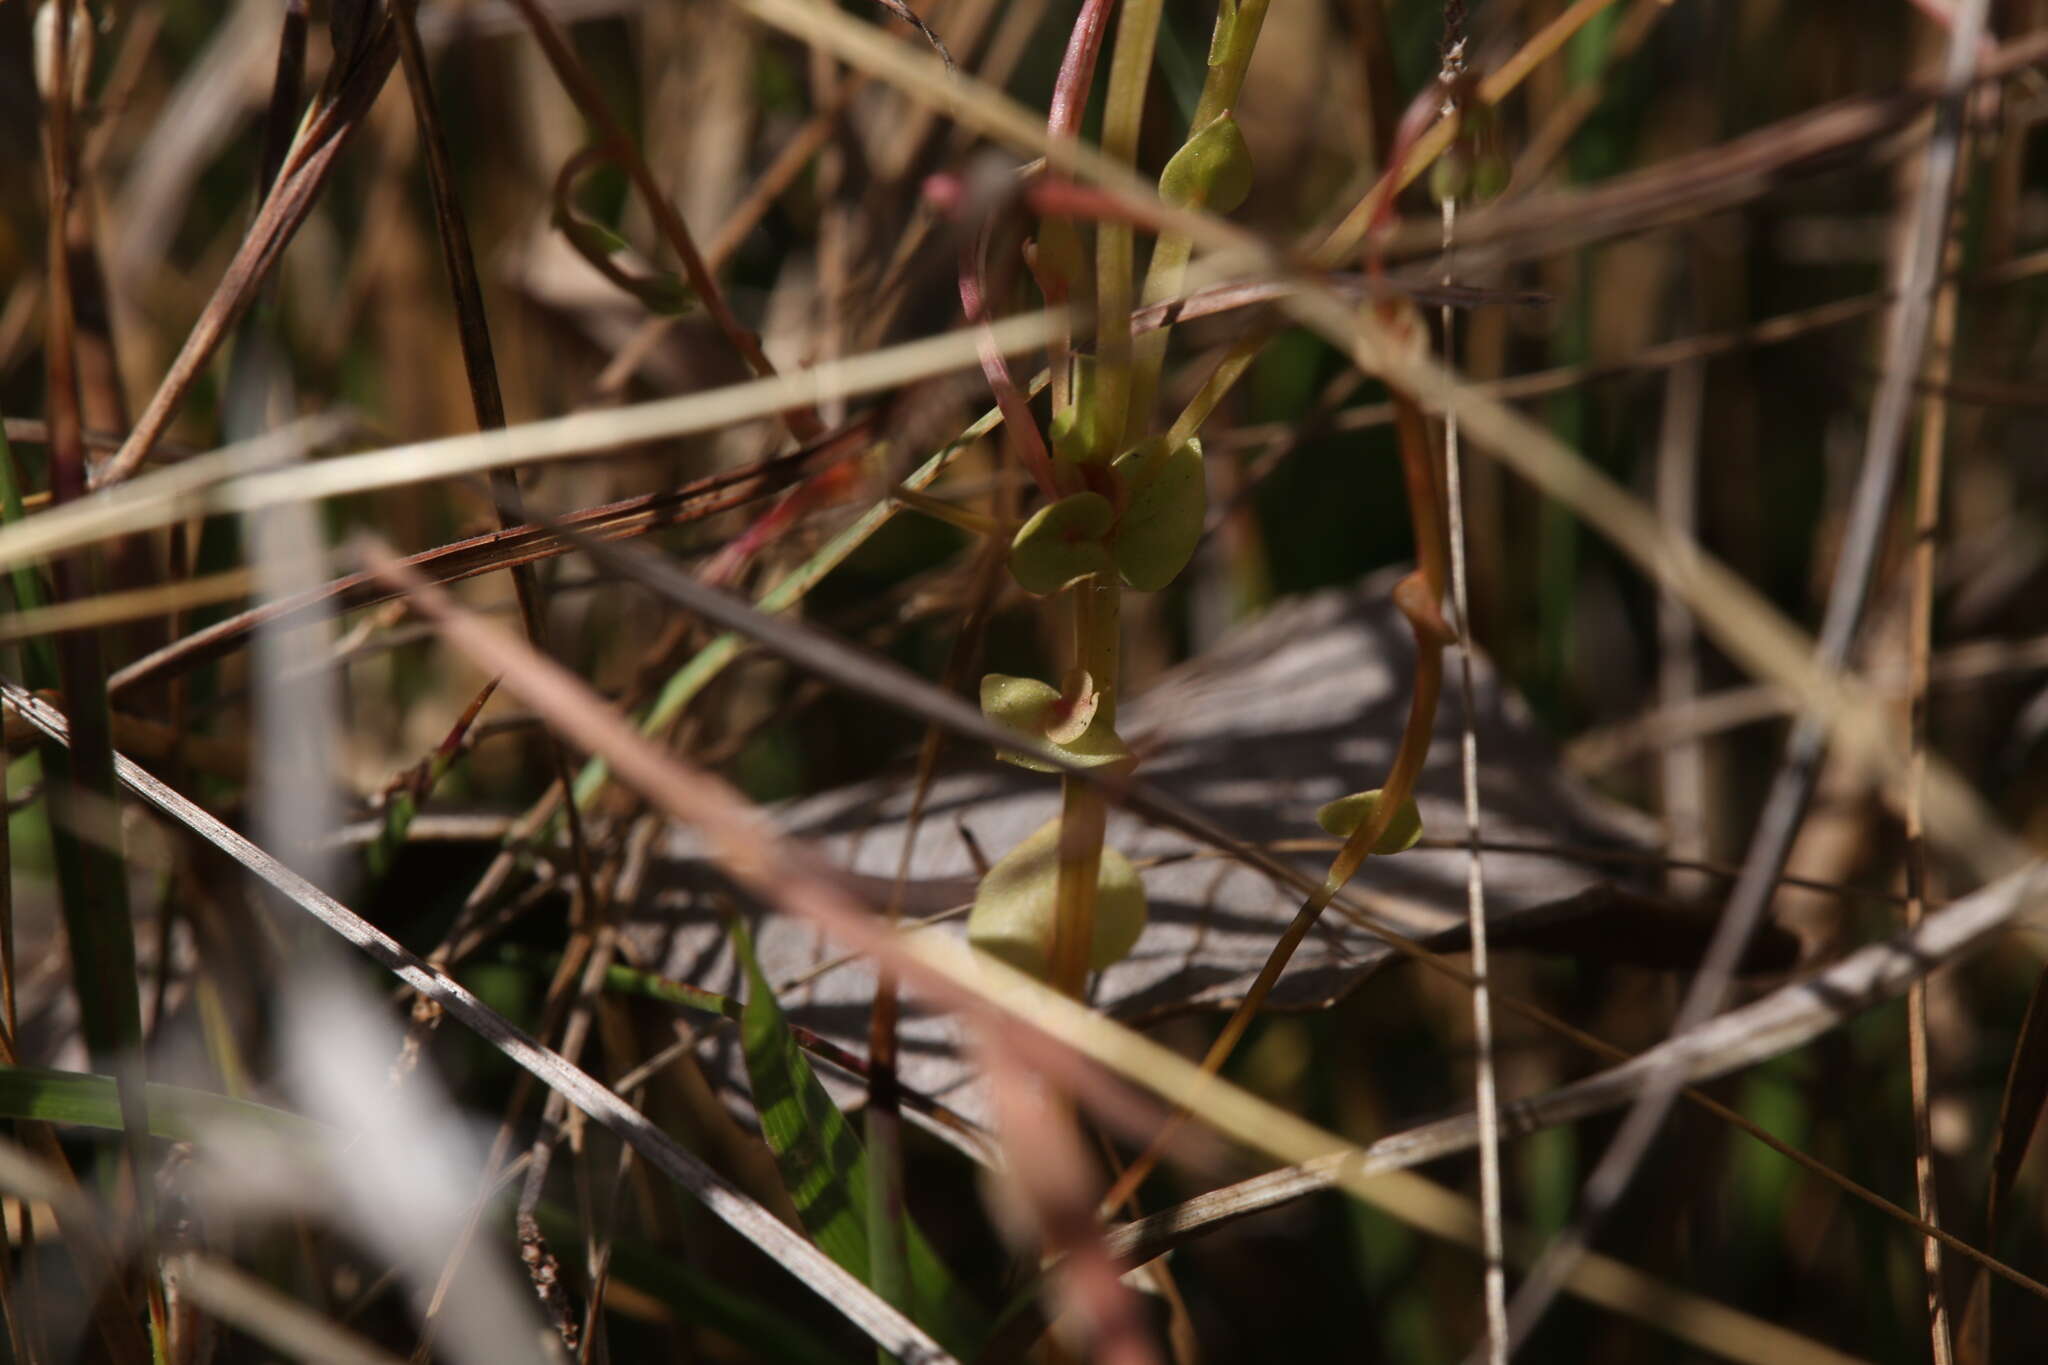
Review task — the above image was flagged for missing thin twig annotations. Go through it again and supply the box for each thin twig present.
[1437,12,1506,1357]
[0,680,955,1365]
[1496,0,1995,1348]
[93,23,399,489]
[1901,114,1972,1365]
[1104,863,2048,1302]
[505,0,822,441]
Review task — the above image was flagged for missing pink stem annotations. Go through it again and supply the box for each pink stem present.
[1049,0,1118,140]
[959,222,1061,500]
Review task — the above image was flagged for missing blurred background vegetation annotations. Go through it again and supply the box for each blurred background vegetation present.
[4,0,2048,1361]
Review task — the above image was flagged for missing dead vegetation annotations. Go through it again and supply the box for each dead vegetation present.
[2,1,2048,1362]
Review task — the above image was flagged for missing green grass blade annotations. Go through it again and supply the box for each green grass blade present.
[0,420,59,686]
[735,919,875,1276]
[0,1065,326,1143]
[730,921,987,1357]
[530,1203,844,1365]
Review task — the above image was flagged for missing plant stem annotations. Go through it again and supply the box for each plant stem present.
[1050,578,1120,996]
[1128,0,1271,439]
[1091,0,1165,461]
[1044,0,1157,1000]
[1101,378,1448,1211]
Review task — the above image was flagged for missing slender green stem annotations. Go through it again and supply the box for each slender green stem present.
[1100,382,1450,1212]
[1129,0,1272,439]
[1168,324,1272,450]
[1090,0,1165,461]
[1050,578,1120,996]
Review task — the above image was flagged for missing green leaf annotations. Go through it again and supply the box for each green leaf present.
[1049,355,1107,464]
[1111,436,1206,592]
[1159,112,1253,214]
[1314,789,1425,854]
[979,672,1123,771]
[979,674,1063,734]
[557,214,632,259]
[730,922,987,1357]
[1009,492,1114,595]
[630,270,699,316]
[0,1066,326,1143]
[967,818,1148,981]
[0,421,57,687]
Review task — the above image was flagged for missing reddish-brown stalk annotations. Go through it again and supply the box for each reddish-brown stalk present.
[1100,308,1452,1213]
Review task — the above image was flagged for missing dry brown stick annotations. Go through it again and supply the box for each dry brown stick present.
[0,680,954,1364]
[506,0,821,441]
[1100,864,2048,1301]
[103,428,862,697]
[1901,127,1971,1365]
[595,77,864,396]
[93,23,399,489]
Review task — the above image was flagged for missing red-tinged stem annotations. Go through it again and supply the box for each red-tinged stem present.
[960,220,1062,499]
[1049,0,1119,139]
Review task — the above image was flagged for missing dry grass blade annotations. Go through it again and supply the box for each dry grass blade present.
[1492,1,1995,1346]
[0,681,956,1365]
[0,568,255,644]
[166,1254,407,1365]
[1436,29,1508,1349]
[104,430,856,695]
[0,314,1055,577]
[1902,114,1973,1365]
[354,534,1881,1365]
[743,0,2025,886]
[1107,862,2048,1302]
[94,23,397,489]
